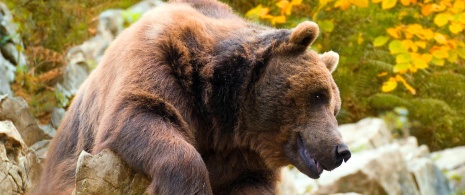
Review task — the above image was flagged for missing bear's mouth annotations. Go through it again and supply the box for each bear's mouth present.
[297,134,324,178]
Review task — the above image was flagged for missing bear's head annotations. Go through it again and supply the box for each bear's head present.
[242,21,351,179]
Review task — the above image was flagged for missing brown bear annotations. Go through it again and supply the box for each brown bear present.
[37,0,351,194]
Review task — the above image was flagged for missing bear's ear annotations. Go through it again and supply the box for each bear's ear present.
[320,51,339,73]
[289,21,319,47]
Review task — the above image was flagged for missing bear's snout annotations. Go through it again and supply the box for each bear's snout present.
[333,143,351,168]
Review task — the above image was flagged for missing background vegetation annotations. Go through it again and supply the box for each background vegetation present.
[5,0,465,150]
[4,0,139,123]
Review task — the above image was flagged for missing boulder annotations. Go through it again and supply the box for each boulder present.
[0,95,52,146]
[29,140,50,167]
[0,54,15,96]
[432,146,465,193]
[0,120,41,194]
[339,118,393,152]
[408,158,451,195]
[432,146,465,171]
[73,149,150,195]
[0,2,28,97]
[311,144,420,195]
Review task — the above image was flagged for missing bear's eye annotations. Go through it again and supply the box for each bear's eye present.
[311,92,328,105]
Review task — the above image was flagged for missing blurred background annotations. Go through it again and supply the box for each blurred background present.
[0,0,464,194]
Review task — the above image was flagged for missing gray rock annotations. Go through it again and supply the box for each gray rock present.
[0,120,41,194]
[1,42,27,66]
[408,158,451,195]
[58,62,89,99]
[0,54,15,96]
[98,9,124,39]
[431,146,465,193]
[0,2,21,44]
[0,95,51,146]
[29,139,50,167]
[311,144,420,195]
[432,146,465,171]
[73,149,150,195]
[339,118,393,152]
[51,107,65,129]
[129,0,164,14]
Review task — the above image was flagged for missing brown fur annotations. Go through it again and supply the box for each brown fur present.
[37,0,350,194]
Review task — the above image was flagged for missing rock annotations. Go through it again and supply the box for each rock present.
[128,0,164,14]
[98,9,124,39]
[58,61,90,99]
[0,120,41,194]
[278,166,317,195]
[408,158,451,195]
[1,42,27,66]
[0,54,15,96]
[397,136,430,161]
[432,146,465,171]
[0,95,52,146]
[431,146,465,193]
[310,144,420,195]
[339,118,393,152]
[51,107,65,129]
[29,140,50,167]
[0,2,22,44]
[73,149,150,195]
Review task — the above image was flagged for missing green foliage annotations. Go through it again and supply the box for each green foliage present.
[229,0,465,150]
[5,0,139,124]
[4,0,140,51]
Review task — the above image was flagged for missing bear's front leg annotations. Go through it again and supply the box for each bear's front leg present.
[93,97,212,195]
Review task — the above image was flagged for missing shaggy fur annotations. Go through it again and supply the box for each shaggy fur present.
[37,0,350,194]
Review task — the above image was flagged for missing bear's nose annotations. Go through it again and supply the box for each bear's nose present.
[336,143,351,163]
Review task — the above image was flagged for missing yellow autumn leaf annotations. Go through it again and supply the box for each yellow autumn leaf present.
[320,0,331,6]
[402,40,417,52]
[412,59,428,70]
[387,28,400,38]
[421,54,433,62]
[395,75,416,95]
[434,13,451,27]
[457,47,465,59]
[335,0,351,10]
[414,41,427,49]
[373,36,389,47]
[270,15,286,25]
[400,0,410,6]
[449,23,463,34]
[245,5,270,20]
[381,77,398,92]
[377,72,389,77]
[421,4,432,16]
[372,0,382,3]
[393,63,410,73]
[407,24,422,32]
[396,53,412,64]
[434,33,447,44]
[357,33,364,45]
[432,49,449,59]
[452,0,465,13]
[419,29,434,40]
[276,0,293,15]
[382,0,397,9]
[350,0,369,8]
[291,0,303,5]
[447,50,458,63]
[431,57,445,66]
